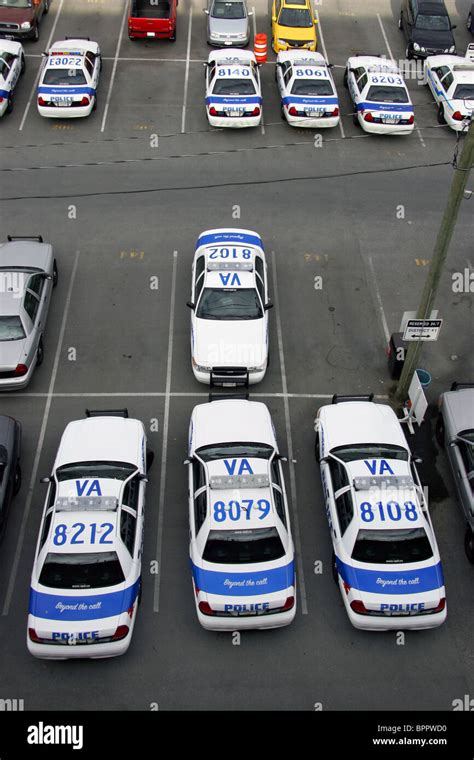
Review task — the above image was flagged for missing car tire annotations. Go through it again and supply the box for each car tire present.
[92,94,97,112]
[352,109,359,126]
[464,528,474,564]
[36,337,44,367]
[437,103,446,124]
[280,103,286,120]
[52,259,58,287]
[21,54,26,75]
[44,0,50,13]
[32,24,39,42]
[467,12,472,32]
[13,463,21,497]
[6,95,13,114]
[332,552,339,585]
[343,68,348,88]
[435,414,445,448]
[170,27,177,42]
[398,14,403,30]
[406,44,413,60]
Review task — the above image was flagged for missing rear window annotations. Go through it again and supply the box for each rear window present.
[351,528,433,564]
[366,85,409,103]
[290,78,333,96]
[453,84,474,100]
[212,78,256,96]
[43,68,87,86]
[0,316,25,342]
[203,527,285,564]
[39,551,125,589]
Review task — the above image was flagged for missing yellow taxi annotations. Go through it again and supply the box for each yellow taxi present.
[271,0,317,53]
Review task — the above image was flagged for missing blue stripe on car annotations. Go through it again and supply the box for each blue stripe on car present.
[29,579,140,621]
[282,96,338,105]
[205,95,262,104]
[0,89,10,99]
[38,86,96,96]
[335,557,444,595]
[356,102,413,112]
[192,560,295,596]
[197,231,264,248]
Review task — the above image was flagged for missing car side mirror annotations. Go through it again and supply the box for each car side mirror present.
[449,441,458,448]
[40,476,52,484]
[414,457,423,464]
[138,474,149,483]
[264,301,274,310]
[186,301,195,309]
[204,8,209,13]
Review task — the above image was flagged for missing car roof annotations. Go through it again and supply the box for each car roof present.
[206,458,278,531]
[0,240,51,272]
[54,417,144,469]
[204,269,255,288]
[279,51,329,70]
[0,288,24,318]
[48,39,98,55]
[48,511,120,554]
[418,0,448,14]
[442,387,474,434]
[320,402,409,452]
[192,400,275,450]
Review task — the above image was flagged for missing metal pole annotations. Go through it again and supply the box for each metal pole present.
[395,119,474,402]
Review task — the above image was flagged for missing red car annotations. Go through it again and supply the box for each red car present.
[0,0,50,42]
[128,0,178,42]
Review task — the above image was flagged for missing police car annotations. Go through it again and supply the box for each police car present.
[0,39,25,117]
[344,55,415,134]
[314,396,447,631]
[276,51,339,128]
[424,46,474,130]
[187,229,271,386]
[27,410,152,659]
[187,399,296,630]
[37,38,101,118]
[205,49,262,127]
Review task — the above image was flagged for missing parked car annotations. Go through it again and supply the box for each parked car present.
[399,0,456,59]
[205,0,251,47]
[436,383,474,563]
[0,414,21,540]
[0,0,49,42]
[128,0,178,41]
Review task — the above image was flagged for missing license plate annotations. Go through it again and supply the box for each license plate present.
[382,116,398,124]
[225,109,243,117]
[53,98,73,107]
[222,381,237,387]
[146,32,155,37]
[305,108,324,116]
[224,40,232,46]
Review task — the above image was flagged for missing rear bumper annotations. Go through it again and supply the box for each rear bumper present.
[128,26,175,39]
[195,602,296,631]
[27,635,132,659]
[38,102,94,119]
[0,359,36,392]
[340,585,447,631]
[358,116,415,135]
[208,114,261,129]
[285,112,339,129]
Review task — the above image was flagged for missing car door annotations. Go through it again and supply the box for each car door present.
[85,52,100,93]
[27,273,49,340]
[206,60,216,92]
[190,458,207,541]
[451,439,474,518]
[428,65,449,101]
[22,288,41,365]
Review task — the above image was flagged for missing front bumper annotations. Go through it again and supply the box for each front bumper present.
[0,27,37,41]
[38,102,94,119]
[208,36,250,47]
[273,40,316,53]
[192,365,266,385]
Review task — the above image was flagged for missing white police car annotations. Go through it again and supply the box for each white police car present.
[187,228,271,386]
[37,38,101,118]
[27,409,152,659]
[315,395,446,631]
[424,46,474,130]
[0,39,25,117]
[205,49,262,127]
[187,399,296,630]
[276,51,340,128]
[344,55,415,134]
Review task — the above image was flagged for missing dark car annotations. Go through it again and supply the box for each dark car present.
[0,0,50,43]
[0,415,21,539]
[399,0,457,59]
[468,4,474,34]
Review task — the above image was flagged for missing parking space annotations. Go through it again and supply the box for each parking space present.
[0,0,473,712]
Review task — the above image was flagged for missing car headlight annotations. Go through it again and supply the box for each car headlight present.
[420,46,426,52]
[249,362,267,372]
[448,45,456,54]
[192,358,211,373]
[413,42,420,51]
[278,39,287,46]
[20,21,32,30]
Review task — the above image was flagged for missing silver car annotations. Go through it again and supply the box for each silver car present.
[437,383,474,563]
[0,236,57,391]
[205,0,252,47]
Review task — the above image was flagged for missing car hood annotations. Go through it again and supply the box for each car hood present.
[0,339,27,371]
[209,17,248,35]
[0,7,34,23]
[411,28,455,49]
[193,318,267,367]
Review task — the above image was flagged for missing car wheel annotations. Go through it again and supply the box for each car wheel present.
[146,449,155,472]
[6,95,13,114]
[464,528,474,564]
[435,414,445,448]
[92,94,98,112]
[332,552,339,585]
[406,44,413,60]
[343,68,348,88]
[467,12,472,32]
[20,54,25,75]
[32,24,39,42]
[52,259,58,287]
[170,27,177,42]
[44,0,50,13]
[36,337,44,366]
[398,13,403,30]
[280,103,286,120]
[437,103,446,124]
[13,463,21,497]
[352,109,359,126]
[314,433,320,461]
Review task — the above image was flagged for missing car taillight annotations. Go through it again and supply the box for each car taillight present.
[288,106,298,116]
[111,625,129,641]
[198,601,215,616]
[281,596,294,611]
[80,96,90,106]
[342,580,351,595]
[251,106,260,116]
[209,106,218,116]
[433,597,446,613]
[0,97,3,104]
[14,364,28,377]
[364,112,374,122]
[452,111,464,121]
[38,96,46,106]
[28,628,40,642]
[350,599,368,615]
[407,114,414,124]
[331,106,339,116]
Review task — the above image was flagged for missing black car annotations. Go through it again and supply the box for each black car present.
[399,0,457,59]
[0,415,21,539]
[468,4,474,34]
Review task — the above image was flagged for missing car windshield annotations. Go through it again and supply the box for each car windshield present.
[291,78,333,96]
[196,287,263,320]
[212,78,256,95]
[197,442,274,462]
[351,528,433,564]
[415,13,450,31]
[278,8,312,27]
[56,461,136,482]
[211,1,245,18]
[39,551,125,589]
[331,444,409,463]
[0,316,25,342]
[366,85,409,103]
[203,527,285,563]
[453,83,474,100]
[0,1,32,7]
[43,68,87,86]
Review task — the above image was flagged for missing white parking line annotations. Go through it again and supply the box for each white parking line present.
[181,7,193,134]
[18,0,65,131]
[376,12,425,148]
[366,255,390,346]
[153,251,178,613]
[100,0,128,132]
[271,251,308,615]
[2,250,80,616]
[315,9,344,139]
[251,7,265,135]
[3,391,390,399]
